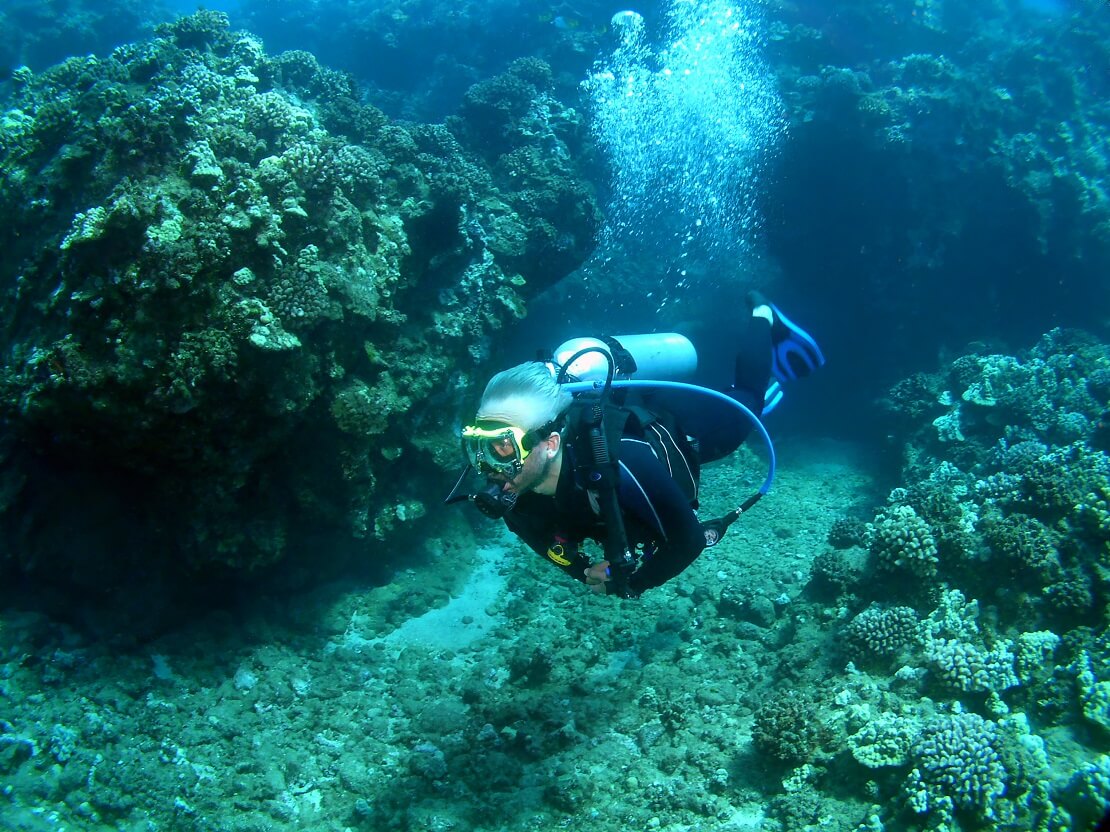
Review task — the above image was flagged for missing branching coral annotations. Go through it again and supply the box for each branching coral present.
[843,605,921,665]
[918,590,1019,694]
[904,712,1008,821]
[923,637,1019,694]
[868,502,939,579]
[848,713,919,769]
[849,708,1049,828]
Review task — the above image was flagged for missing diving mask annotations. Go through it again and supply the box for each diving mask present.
[461,423,534,478]
[461,418,562,478]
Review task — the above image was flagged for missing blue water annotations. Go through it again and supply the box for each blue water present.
[1,0,1108,830]
[1019,0,1073,15]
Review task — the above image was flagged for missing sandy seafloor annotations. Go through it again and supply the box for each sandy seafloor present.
[0,437,887,831]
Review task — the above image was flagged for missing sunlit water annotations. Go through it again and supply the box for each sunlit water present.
[582,1,785,307]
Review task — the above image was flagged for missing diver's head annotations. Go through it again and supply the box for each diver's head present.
[477,361,572,431]
[464,362,572,497]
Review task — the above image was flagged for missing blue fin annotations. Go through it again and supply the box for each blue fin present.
[770,304,826,383]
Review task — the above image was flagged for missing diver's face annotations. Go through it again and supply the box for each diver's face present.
[477,398,562,496]
[499,439,550,495]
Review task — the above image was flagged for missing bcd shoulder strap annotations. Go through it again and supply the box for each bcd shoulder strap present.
[567,398,699,508]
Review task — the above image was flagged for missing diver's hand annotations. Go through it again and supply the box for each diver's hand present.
[584,561,611,593]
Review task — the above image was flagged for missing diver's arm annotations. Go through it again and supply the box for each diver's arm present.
[502,514,593,584]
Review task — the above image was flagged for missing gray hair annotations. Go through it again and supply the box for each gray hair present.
[477,362,573,431]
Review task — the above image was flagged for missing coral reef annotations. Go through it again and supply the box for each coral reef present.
[827,516,868,550]
[808,548,859,598]
[875,331,1110,625]
[843,604,921,667]
[907,711,1046,827]
[1,0,1108,829]
[819,331,1110,829]
[753,690,829,766]
[766,1,1110,392]
[0,330,1106,831]
[0,12,599,593]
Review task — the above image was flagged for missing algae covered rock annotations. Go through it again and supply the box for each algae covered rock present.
[0,12,599,592]
[752,689,829,765]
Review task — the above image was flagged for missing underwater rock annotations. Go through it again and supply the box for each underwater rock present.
[0,12,599,598]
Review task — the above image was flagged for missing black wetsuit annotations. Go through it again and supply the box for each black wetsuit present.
[502,316,773,595]
[504,433,706,594]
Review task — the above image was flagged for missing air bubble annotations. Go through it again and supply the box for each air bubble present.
[581,0,785,295]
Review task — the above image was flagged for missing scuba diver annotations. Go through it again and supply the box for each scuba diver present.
[446,292,825,599]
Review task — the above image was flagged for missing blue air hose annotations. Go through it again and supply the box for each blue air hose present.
[560,379,776,495]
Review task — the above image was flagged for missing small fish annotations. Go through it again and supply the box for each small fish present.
[542,2,592,30]
[540,12,581,30]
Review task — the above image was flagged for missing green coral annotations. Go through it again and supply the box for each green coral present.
[0,12,599,581]
[809,548,857,596]
[455,57,555,156]
[1021,442,1109,521]
[330,375,410,437]
[980,511,1062,582]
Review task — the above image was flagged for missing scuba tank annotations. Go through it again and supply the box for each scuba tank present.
[553,333,696,382]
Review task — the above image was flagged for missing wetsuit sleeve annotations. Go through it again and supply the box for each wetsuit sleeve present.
[502,514,592,584]
[617,439,706,592]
